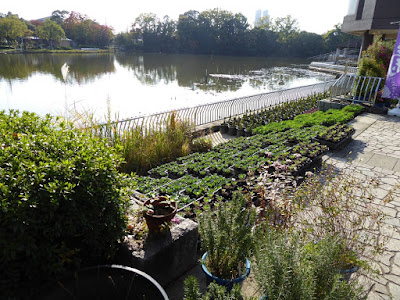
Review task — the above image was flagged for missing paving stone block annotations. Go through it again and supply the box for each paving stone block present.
[386,237,400,252]
[393,160,400,173]
[384,217,400,228]
[385,274,400,286]
[367,291,390,300]
[373,282,390,296]
[381,176,400,186]
[388,282,400,299]
[368,154,398,171]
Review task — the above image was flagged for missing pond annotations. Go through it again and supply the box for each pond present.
[0,53,334,121]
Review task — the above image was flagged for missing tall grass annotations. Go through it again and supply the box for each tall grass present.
[116,113,194,174]
[69,108,194,175]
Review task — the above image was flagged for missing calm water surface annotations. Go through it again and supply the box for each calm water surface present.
[0,53,334,120]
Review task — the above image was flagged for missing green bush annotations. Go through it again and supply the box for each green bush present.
[0,110,129,297]
[254,227,362,300]
[183,276,242,299]
[198,192,256,279]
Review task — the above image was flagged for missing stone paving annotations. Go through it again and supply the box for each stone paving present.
[325,113,400,300]
[166,112,400,299]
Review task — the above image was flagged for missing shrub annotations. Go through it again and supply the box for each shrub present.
[357,40,394,78]
[0,110,129,297]
[254,226,362,300]
[198,192,256,279]
[183,276,242,300]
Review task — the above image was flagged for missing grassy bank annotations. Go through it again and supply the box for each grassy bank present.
[0,49,114,54]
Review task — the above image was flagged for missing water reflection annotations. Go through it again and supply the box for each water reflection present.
[0,53,329,90]
[0,53,333,119]
[0,53,115,84]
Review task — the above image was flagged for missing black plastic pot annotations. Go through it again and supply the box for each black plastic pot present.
[244,128,253,137]
[236,128,245,137]
[220,124,228,134]
[228,125,237,136]
[315,135,352,151]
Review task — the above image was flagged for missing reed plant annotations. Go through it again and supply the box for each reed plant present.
[69,107,195,175]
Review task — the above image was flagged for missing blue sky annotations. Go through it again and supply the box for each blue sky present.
[2,0,350,34]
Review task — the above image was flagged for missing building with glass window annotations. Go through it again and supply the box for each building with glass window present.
[342,0,400,53]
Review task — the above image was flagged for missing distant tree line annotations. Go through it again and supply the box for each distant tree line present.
[115,9,359,58]
[0,10,113,49]
[0,8,358,57]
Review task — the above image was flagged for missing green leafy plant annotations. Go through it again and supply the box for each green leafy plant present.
[183,276,243,300]
[198,192,256,279]
[0,110,129,298]
[315,123,355,143]
[254,226,362,300]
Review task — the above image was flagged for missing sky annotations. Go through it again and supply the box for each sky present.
[2,0,350,34]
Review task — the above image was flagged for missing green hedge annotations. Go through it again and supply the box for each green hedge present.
[0,111,129,297]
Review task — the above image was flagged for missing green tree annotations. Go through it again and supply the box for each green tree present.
[288,31,325,57]
[0,15,28,47]
[248,27,279,56]
[37,19,66,48]
[50,10,69,25]
[323,24,359,52]
[271,15,299,45]
[255,15,271,30]
[177,10,201,53]
[134,13,158,33]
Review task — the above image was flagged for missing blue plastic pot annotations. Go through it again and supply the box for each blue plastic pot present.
[339,264,359,282]
[201,252,251,291]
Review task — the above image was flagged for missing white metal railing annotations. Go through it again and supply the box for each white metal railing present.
[330,74,385,105]
[97,80,336,136]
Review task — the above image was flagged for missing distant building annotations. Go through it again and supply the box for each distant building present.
[255,10,262,26]
[342,0,400,54]
[255,9,270,27]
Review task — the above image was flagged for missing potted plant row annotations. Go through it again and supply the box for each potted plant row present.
[314,124,355,150]
[219,92,328,136]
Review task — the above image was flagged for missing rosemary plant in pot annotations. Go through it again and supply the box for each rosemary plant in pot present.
[198,192,256,291]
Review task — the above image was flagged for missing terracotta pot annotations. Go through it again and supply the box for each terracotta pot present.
[143,197,177,232]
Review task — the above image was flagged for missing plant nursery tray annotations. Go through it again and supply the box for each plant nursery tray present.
[314,135,352,151]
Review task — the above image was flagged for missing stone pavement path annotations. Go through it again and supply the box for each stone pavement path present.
[167,113,400,299]
[326,113,400,300]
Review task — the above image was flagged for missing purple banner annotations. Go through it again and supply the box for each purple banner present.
[383,29,400,99]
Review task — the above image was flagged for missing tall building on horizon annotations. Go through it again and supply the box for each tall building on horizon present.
[255,9,270,26]
[255,9,262,26]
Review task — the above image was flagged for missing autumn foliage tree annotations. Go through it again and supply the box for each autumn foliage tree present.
[62,11,113,47]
